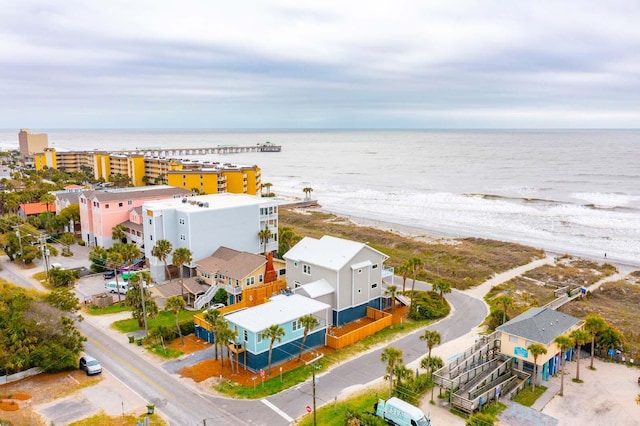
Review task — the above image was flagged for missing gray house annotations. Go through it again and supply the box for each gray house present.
[284,235,391,326]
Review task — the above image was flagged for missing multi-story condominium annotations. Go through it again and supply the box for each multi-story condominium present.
[142,193,278,282]
[285,235,392,326]
[18,129,49,162]
[79,185,191,248]
[34,149,261,195]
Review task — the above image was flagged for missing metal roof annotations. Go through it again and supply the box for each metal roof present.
[224,294,330,333]
[284,235,388,271]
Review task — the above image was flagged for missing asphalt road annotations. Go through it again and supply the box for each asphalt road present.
[2,259,486,425]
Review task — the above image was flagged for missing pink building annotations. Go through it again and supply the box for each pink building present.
[79,185,191,248]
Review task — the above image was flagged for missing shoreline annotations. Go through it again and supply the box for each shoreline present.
[314,205,640,273]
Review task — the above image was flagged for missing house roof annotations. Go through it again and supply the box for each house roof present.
[496,307,582,345]
[81,185,191,203]
[296,279,335,299]
[121,220,143,233]
[195,247,266,279]
[54,192,80,205]
[283,235,389,270]
[19,202,49,215]
[64,184,84,190]
[152,278,208,298]
[225,294,330,333]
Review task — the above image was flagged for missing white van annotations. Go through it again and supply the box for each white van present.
[374,397,430,426]
[104,281,129,294]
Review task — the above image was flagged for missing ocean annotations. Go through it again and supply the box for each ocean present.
[1,129,639,266]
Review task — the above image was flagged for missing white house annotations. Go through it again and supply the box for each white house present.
[285,235,391,326]
[142,193,278,282]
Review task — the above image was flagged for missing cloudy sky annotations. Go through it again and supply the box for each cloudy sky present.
[1,1,639,129]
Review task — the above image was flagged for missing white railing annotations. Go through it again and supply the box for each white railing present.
[194,285,220,310]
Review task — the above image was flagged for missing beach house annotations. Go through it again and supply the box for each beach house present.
[221,294,330,372]
[284,235,391,326]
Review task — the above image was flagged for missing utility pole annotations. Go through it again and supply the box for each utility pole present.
[14,226,23,256]
[141,280,149,337]
[38,234,50,278]
[306,352,324,426]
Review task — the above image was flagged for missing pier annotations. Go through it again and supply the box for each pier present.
[115,143,281,157]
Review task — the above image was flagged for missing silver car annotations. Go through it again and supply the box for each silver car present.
[79,355,102,376]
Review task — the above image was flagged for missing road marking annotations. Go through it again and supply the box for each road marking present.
[89,336,171,397]
[261,399,293,423]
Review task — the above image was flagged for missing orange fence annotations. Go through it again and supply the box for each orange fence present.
[326,307,392,349]
[194,279,287,328]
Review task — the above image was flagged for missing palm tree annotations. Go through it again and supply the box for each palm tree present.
[172,247,193,301]
[381,347,403,398]
[570,329,590,381]
[263,182,273,196]
[420,330,442,402]
[554,335,573,396]
[106,251,124,302]
[204,309,223,360]
[385,285,398,313]
[258,227,272,255]
[397,262,409,293]
[39,192,55,218]
[152,239,173,282]
[494,295,513,324]
[260,324,285,375]
[408,257,423,302]
[111,224,127,244]
[432,279,451,301]
[298,315,319,361]
[584,313,606,370]
[527,343,547,391]
[165,295,186,345]
[216,322,232,368]
[302,187,313,200]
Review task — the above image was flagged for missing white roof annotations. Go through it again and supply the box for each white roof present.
[224,294,330,333]
[297,279,335,298]
[143,193,275,212]
[284,235,388,270]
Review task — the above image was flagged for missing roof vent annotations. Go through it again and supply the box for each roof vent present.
[197,202,204,207]
[182,198,187,203]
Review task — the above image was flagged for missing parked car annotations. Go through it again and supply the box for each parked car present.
[208,303,225,311]
[103,270,116,279]
[104,281,129,294]
[79,355,102,376]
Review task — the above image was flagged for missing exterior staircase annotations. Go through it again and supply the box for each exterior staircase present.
[194,284,220,310]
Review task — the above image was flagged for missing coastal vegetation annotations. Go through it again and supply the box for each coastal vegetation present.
[279,209,544,290]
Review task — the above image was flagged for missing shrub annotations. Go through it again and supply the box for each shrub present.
[344,408,386,426]
[409,291,450,320]
[179,320,195,336]
[151,324,176,342]
[77,240,86,246]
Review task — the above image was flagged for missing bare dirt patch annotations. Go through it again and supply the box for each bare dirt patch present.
[0,370,100,425]
[165,333,211,355]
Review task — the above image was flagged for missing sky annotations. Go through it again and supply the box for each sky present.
[1,1,639,129]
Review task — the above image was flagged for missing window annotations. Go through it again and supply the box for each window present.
[525,340,533,347]
[357,288,362,293]
[372,264,378,270]
[105,204,109,209]
[180,234,186,241]
[257,333,262,344]
[371,282,378,289]
[294,280,301,288]
[244,330,248,342]
[303,265,311,275]
[358,269,362,274]
[119,202,123,207]
[150,235,153,241]
[509,335,519,344]
[179,218,185,225]
[292,320,301,331]
[246,277,255,286]
[149,219,152,225]
[293,261,298,267]
[258,274,263,283]
[128,200,132,205]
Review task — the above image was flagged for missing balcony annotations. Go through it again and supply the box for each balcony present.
[222,283,243,295]
[382,266,394,279]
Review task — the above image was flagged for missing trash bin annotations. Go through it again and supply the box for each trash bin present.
[146,403,155,414]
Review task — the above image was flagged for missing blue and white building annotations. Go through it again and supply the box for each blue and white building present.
[223,294,330,372]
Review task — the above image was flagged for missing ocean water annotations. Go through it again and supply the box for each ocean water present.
[1,129,639,266]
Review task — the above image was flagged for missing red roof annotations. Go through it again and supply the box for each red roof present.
[19,202,50,215]
[64,184,84,190]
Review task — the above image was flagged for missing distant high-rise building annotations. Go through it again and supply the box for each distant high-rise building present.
[18,129,49,162]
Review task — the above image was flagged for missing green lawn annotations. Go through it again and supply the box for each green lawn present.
[148,344,183,359]
[112,309,200,333]
[296,389,385,426]
[86,302,131,315]
[513,385,547,407]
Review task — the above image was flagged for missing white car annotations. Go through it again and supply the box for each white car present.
[208,303,225,311]
[79,355,102,376]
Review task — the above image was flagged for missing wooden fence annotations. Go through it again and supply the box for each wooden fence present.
[326,307,392,349]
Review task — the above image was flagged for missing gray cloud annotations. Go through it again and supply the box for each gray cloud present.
[0,0,639,128]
